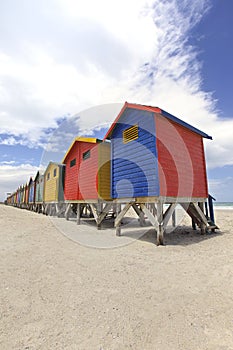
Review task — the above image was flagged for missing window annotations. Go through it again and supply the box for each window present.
[47,172,50,180]
[123,125,138,144]
[70,158,76,167]
[83,150,90,160]
[53,168,57,177]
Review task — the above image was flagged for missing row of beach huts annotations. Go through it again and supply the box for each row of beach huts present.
[5,102,218,245]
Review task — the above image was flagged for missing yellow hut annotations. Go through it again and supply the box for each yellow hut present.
[43,162,65,203]
[43,162,65,216]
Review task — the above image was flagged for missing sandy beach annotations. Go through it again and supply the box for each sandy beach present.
[0,204,233,350]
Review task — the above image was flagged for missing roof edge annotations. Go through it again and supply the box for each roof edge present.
[44,161,65,173]
[104,101,160,139]
[160,109,212,139]
[62,136,102,163]
[104,102,212,140]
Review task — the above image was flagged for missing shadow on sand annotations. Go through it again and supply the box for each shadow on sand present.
[136,225,222,246]
[54,215,222,247]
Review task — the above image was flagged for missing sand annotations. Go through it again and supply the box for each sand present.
[0,204,233,350]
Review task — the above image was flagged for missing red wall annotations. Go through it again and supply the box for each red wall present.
[25,185,29,204]
[64,142,79,200]
[64,142,98,200]
[78,145,98,200]
[155,114,208,198]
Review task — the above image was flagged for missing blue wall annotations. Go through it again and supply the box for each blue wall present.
[29,183,34,203]
[111,108,159,198]
[17,191,21,204]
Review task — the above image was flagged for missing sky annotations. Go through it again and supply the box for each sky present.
[0,0,233,202]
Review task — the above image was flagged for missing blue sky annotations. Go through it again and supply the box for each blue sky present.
[0,0,232,201]
[190,0,233,118]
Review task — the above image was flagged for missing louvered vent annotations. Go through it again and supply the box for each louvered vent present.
[123,125,138,144]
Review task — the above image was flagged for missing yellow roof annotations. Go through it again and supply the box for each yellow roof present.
[62,136,101,163]
[75,137,98,143]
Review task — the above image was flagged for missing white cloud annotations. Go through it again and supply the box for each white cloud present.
[0,160,16,165]
[0,0,232,171]
[0,163,39,201]
[208,177,233,202]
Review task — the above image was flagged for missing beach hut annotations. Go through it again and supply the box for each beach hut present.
[24,182,30,209]
[34,171,44,213]
[62,137,111,225]
[16,185,22,208]
[13,191,17,206]
[43,162,65,216]
[6,192,14,205]
[104,102,215,244]
[28,177,35,210]
[17,187,21,207]
[15,189,19,206]
[8,192,15,206]
[20,184,26,208]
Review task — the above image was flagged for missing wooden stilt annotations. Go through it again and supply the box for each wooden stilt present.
[112,203,117,218]
[97,202,103,214]
[96,202,103,230]
[193,203,208,224]
[163,203,176,228]
[96,203,113,226]
[65,203,71,220]
[50,204,54,216]
[140,204,158,227]
[80,205,84,217]
[77,203,81,225]
[200,223,206,235]
[172,210,176,227]
[157,201,164,245]
[208,195,215,224]
[55,203,59,216]
[148,203,157,216]
[56,203,63,217]
[132,204,146,226]
[115,203,122,236]
[192,219,196,230]
[116,226,121,236]
[45,204,48,215]
[89,204,98,222]
[47,204,51,216]
[204,202,209,218]
[84,205,87,216]
[181,203,203,229]
[141,203,163,245]
[115,202,133,227]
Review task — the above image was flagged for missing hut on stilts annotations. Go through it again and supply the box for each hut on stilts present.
[28,177,35,210]
[34,171,44,213]
[43,162,65,216]
[62,137,112,227]
[104,102,217,245]
[4,101,218,246]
